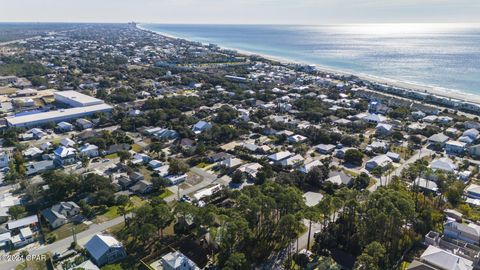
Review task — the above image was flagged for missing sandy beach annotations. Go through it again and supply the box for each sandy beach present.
[138,24,480,105]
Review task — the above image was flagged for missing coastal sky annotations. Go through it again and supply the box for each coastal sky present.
[2,0,479,24]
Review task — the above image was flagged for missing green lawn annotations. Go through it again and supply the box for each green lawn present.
[95,196,146,223]
[158,189,174,199]
[50,222,88,241]
[15,259,49,270]
[104,153,119,159]
[195,162,213,168]
[131,143,142,152]
[138,166,153,181]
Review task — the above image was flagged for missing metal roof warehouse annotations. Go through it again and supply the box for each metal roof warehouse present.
[6,104,113,127]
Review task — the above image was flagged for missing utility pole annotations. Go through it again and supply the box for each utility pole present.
[72,226,77,246]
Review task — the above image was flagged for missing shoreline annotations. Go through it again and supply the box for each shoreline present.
[137,24,480,105]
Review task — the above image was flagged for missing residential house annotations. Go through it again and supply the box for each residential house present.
[130,180,153,194]
[267,151,292,164]
[463,129,479,141]
[40,142,52,151]
[287,134,307,143]
[57,121,74,132]
[7,215,39,233]
[192,121,212,134]
[24,128,47,140]
[23,147,43,159]
[41,201,81,229]
[26,160,55,175]
[465,184,480,199]
[469,144,480,158]
[53,146,77,166]
[84,234,127,266]
[208,152,233,163]
[315,144,336,155]
[335,147,354,159]
[407,245,473,270]
[430,157,457,173]
[148,160,163,169]
[428,133,449,147]
[160,250,200,270]
[105,144,130,155]
[366,141,389,153]
[131,153,151,165]
[444,220,480,245]
[459,136,475,145]
[326,171,353,186]
[279,154,304,167]
[79,143,99,158]
[386,152,401,162]
[0,152,10,168]
[76,118,93,130]
[166,174,187,185]
[179,138,195,150]
[376,123,393,136]
[237,163,263,179]
[365,155,393,171]
[218,157,243,169]
[445,141,467,155]
[414,177,439,194]
[60,138,76,147]
[298,160,323,174]
[11,227,35,248]
[362,113,388,124]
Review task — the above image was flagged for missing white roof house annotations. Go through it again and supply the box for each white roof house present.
[237,162,263,178]
[57,121,74,131]
[23,147,43,158]
[287,134,307,143]
[362,113,387,123]
[7,215,38,230]
[303,192,324,207]
[60,138,76,147]
[218,158,243,168]
[79,144,99,157]
[160,250,199,270]
[430,157,457,172]
[54,147,76,158]
[415,177,439,193]
[315,144,336,154]
[365,155,393,170]
[279,154,304,167]
[268,151,292,162]
[298,160,323,174]
[419,245,473,270]
[465,183,480,199]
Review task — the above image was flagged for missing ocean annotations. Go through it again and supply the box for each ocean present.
[141,23,480,96]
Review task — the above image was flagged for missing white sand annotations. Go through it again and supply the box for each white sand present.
[138,24,480,105]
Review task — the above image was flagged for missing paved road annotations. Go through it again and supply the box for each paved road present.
[4,215,128,270]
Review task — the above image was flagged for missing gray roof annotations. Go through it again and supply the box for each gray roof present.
[7,215,38,230]
[420,245,473,270]
[428,133,449,143]
[84,234,123,262]
[326,171,352,186]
